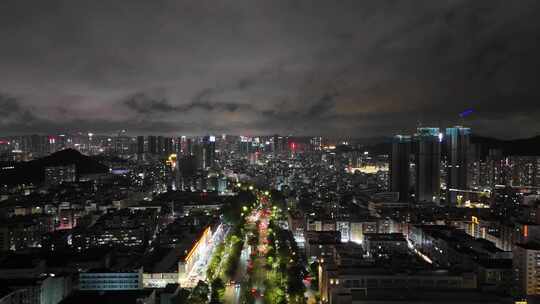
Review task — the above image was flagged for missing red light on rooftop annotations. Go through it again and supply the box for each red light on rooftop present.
[290,142,296,150]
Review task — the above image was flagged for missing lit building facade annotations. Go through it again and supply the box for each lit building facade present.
[446,126,471,205]
[44,165,76,185]
[79,269,143,290]
[178,225,212,286]
[513,243,540,296]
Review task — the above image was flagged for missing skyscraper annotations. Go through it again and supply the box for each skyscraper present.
[157,136,165,155]
[202,135,216,169]
[136,136,145,155]
[446,126,471,205]
[114,133,130,155]
[414,127,441,203]
[239,136,251,155]
[164,137,173,155]
[486,149,504,187]
[310,136,322,151]
[272,135,280,154]
[390,135,412,202]
[192,142,204,170]
[148,136,157,155]
[509,156,540,187]
[185,138,193,156]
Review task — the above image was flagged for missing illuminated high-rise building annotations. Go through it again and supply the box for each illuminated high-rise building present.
[174,137,182,154]
[114,130,130,154]
[272,134,287,155]
[310,136,322,151]
[202,135,216,169]
[486,149,504,187]
[390,135,412,202]
[509,156,540,187]
[446,126,471,205]
[414,127,441,203]
[239,136,251,155]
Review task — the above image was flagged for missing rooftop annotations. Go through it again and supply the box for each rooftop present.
[59,290,154,304]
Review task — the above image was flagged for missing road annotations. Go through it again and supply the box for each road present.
[248,205,271,303]
[223,240,250,304]
[252,213,269,304]
[223,197,272,304]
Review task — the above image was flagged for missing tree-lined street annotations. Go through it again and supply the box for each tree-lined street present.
[205,189,308,304]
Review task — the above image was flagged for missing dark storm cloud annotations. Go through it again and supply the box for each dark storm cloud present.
[124,94,177,114]
[0,94,22,117]
[260,90,338,122]
[0,93,39,125]
[0,0,540,138]
[123,92,251,115]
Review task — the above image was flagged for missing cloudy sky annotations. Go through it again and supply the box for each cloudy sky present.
[0,0,539,139]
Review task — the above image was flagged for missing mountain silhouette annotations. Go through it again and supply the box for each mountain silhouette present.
[363,135,540,158]
[471,135,540,157]
[0,149,109,186]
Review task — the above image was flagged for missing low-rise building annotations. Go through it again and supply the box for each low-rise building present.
[319,263,477,304]
[305,231,341,262]
[79,269,143,291]
[363,233,408,258]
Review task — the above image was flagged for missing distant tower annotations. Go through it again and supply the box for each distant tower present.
[414,127,441,203]
[390,135,412,202]
[185,138,193,156]
[202,136,216,169]
[136,136,144,154]
[157,136,165,155]
[148,136,157,155]
[164,137,173,155]
[446,126,471,205]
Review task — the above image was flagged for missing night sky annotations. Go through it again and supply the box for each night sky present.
[1,0,540,138]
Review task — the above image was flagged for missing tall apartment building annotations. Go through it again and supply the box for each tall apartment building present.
[446,126,471,205]
[514,243,540,296]
[414,127,441,203]
[390,135,412,202]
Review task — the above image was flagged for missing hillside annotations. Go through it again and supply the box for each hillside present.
[361,135,540,157]
[471,135,540,156]
[0,149,109,186]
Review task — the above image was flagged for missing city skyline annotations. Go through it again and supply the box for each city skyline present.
[2,2,540,303]
[1,1,540,138]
